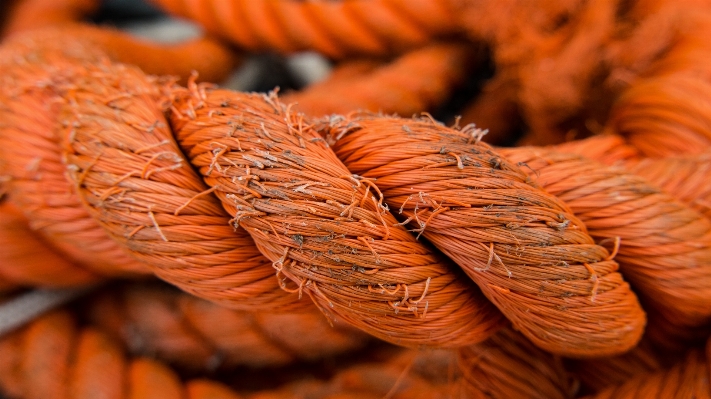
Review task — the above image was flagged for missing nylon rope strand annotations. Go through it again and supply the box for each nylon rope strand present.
[500,147,711,330]
[282,42,478,118]
[0,27,301,310]
[327,115,646,357]
[84,282,369,371]
[149,0,460,58]
[169,84,505,348]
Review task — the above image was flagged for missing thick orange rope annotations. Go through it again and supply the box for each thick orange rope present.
[149,0,459,58]
[328,115,645,356]
[501,147,711,329]
[0,201,99,288]
[86,283,368,371]
[584,339,711,399]
[169,86,504,348]
[283,43,478,118]
[0,310,249,399]
[458,328,575,399]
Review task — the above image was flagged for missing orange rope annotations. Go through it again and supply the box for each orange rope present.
[85,282,368,371]
[169,86,505,348]
[0,310,249,399]
[283,42,478,118]
[458,328,576,399]
[328,115,645,357]
[149,0,460,58]
[501,147,711,330]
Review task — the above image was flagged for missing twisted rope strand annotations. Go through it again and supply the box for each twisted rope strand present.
[85,283,368,371]
[501,147,711,328]
[150,0,459,58]
[169,86,505,348]
[283,43,478,118]
[0,310,251,399]
[328,115,645,357]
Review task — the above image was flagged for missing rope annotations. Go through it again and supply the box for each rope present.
[501,147,711,329]
[584,338,711,398]
[85,282,368,371]
[282,42,478,118]
[458,328,576,399]
[327,115,645,356]
[169,86,504,348]
[0,310,256,399]
[4,26,686,356]
[149,0,460,58]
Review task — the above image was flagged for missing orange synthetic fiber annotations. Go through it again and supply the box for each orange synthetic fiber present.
[149,0,460,58]
[1,0,99,38]
[584,339,711,399]
[455,76,521,146]
[59,52,299,311]
[85,282,368,371]
[0,310,247,399]
[550,135,711,222]
[248,349,465,399]
[628,155,711,221]
[283,43,477,118]
[0,27,298,310]
[548,135,641,166]
[0,201,99,287]
[458,328,576,399]
[604,75,711,157]
[500,147,711,328]
[566,339,663,394]
[169,86,504,348]
[329,115,645,357]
